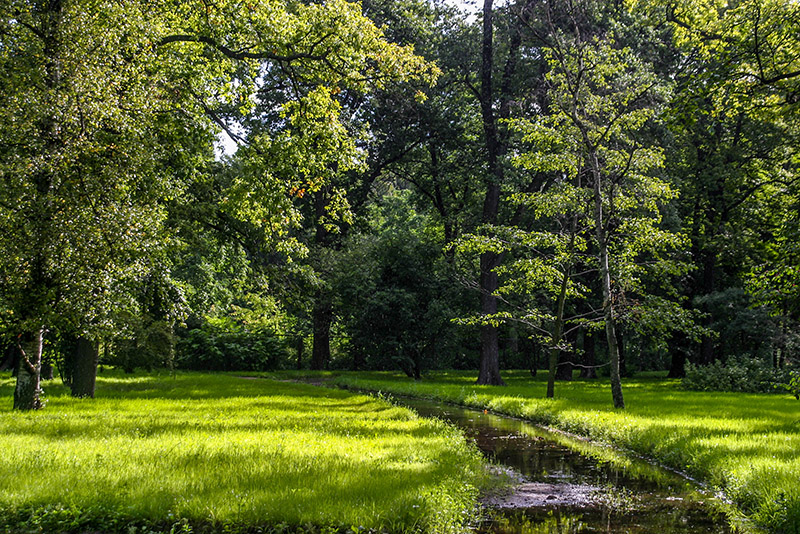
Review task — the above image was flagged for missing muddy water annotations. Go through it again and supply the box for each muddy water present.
[399,398,732,534]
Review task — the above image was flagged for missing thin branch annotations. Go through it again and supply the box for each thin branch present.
[158,35,331,62]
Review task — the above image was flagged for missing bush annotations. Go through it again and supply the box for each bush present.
[108,320,175,373]
[682,355,794,393]
[175,324,286,371]
[780,371,800,400]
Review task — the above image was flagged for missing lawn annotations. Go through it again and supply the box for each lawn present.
[0,371,488,533]
[319,370,800,533]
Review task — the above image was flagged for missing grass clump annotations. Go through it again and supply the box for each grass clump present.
[322,370,800,533]
[0,372,488,533]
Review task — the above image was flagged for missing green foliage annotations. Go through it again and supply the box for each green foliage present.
[0,373,488,533]
[0,0,182,335]
[109,319,176,374]
[694,289,779,361]
[335,191,472,374]
[682,356,793,394]
[782,372,800,400]
[175,321,286,372]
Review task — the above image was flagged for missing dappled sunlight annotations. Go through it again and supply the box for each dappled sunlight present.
[0,373,487,532]
[333,370,800,532]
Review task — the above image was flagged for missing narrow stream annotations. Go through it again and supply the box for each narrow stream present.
[399,397,732,534]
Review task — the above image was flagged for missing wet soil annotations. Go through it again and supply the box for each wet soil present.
[399,398,732,534]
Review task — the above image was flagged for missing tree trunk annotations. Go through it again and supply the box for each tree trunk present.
[579,328,597,379]
[528,337,538,377]
[1,344,18,373]
[699,253,716,364]
[616,326,628,378]
[11,0,63,410]
[507,326,519,361]
[41,360,54,380]
[668,349,687,378]
[547,268,570,396]
[296,336,304,370]
[311,296,332,371]
[475,0,505,386]
[590,152,624,409]
[14,330,45,411]
[70,337,99,398]
[556,325,577,381]
[555,359,573,381]
[478,255,504,385]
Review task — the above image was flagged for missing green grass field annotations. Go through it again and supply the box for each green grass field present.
[0,372,488,533]
[319,370,800,533]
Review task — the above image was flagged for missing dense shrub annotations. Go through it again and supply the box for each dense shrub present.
[682,356,794,393]
[175,325,286,371]
[108,320,175,373]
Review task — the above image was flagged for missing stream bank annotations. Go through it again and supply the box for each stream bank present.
[395,397,743,534]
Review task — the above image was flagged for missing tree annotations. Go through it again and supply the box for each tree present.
[654,0,800,372]
[0,0,433,409]
[471,0,541,385]
[335,190,468,377]
[0,0,183,409]
[507,4,686,407]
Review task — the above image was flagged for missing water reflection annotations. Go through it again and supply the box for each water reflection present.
[398,399,730,534]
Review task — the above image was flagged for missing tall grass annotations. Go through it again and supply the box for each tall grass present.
[0,372,488,533]
[325,370,800,533]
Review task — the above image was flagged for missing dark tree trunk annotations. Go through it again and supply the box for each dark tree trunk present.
[555,360,573,381]
[556,326,577,381]
[699,253,716,365]
[667,332,688,378]
[668,351,687,378]
[547,269,570,395]
[70,337,99,398]
[412,351,423,381]
[527,337,538,377]
[0,344,18,373]
[478,255,504,385]
[474,0,537,386]
[311,296,332,371]
[475,0,504,386]
[41,360,54,380]
[296,336,304,370]
[579,329,597,379]
[14,330,45,411]
[616,327,629,378]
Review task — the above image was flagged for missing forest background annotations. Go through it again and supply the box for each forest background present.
[1,0,799,409]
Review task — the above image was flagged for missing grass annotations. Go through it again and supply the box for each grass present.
[306,369,800,534]
[0,371,489,533]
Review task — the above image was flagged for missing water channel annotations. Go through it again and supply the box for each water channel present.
[398,397,733,534]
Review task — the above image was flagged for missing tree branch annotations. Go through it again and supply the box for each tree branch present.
[158,35,331,62]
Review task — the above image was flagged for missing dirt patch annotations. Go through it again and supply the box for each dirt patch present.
[483,483,601,509]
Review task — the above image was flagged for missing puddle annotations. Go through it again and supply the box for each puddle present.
[398,398,732,534]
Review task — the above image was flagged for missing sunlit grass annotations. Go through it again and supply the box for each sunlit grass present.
[0,371,487,533]
[322,370,800,533]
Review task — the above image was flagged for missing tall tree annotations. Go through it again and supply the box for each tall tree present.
[507,3,686,407]
[0,0,432,409]
[0,0,181,409]
[656,0,800,372]
[469,0,541,385]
